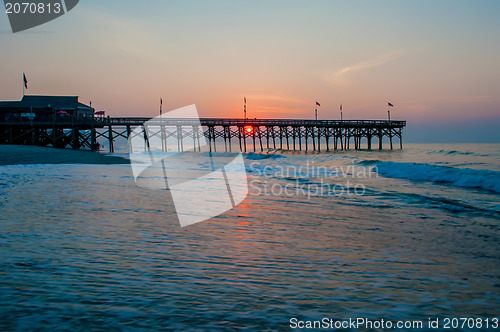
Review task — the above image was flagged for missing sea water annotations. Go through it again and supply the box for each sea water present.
[0,144,499,330]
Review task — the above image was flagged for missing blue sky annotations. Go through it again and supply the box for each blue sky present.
[1,0,499,142]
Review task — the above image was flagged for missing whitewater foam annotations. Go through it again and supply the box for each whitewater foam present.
[376,161,500,194]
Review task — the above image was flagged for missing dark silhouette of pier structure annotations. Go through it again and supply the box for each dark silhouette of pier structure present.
[0,117,406,152]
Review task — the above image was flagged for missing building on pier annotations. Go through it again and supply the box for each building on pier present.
[0,95,94,121]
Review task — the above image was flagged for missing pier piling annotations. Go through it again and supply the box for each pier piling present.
[0,118,406,153]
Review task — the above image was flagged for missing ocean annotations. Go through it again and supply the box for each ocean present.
[0,143,499,330]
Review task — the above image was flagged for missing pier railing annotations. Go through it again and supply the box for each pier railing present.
[0,117,406,152]
[94,117,406,128]
[0,117,405,127]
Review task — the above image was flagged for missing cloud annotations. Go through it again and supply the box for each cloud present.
[73,8,163,63]
[403,95,494,106]
[240,95,309,117]
[429,95,493,103]
[326,51,403,86]
[245,94,307,105]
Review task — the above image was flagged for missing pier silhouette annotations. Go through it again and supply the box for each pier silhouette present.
[0,116,406,152]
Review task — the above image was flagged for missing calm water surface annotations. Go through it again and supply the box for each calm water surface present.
[0,144,499,331]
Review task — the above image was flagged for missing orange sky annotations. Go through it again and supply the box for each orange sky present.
[0,1,499,141]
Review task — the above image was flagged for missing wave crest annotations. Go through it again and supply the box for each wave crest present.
[376,162,500,193]
[244,152,285,160]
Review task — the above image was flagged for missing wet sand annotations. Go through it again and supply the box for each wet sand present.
[0,145,129,165]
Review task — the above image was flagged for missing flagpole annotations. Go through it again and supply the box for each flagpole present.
[22,73,27,97]
[160,98,165,152]
[387,102,394,150]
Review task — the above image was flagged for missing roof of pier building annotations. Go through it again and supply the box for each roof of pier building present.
[0,95,94,113]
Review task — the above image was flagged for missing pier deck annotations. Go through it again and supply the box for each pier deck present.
[0,117,406,152]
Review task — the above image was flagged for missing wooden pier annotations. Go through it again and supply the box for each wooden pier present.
[0,117,406,152]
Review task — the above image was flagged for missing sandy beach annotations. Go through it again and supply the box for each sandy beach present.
[0,145,129,165]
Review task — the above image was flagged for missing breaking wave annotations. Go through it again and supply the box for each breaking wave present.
[244,152,286,160]
[376,161,500,194]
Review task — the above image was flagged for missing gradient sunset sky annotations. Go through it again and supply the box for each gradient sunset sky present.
[1,0,499,142]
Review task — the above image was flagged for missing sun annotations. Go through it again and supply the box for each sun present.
[244,126,253,133]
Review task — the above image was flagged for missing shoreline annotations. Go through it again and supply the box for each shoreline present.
[0,145,130,166]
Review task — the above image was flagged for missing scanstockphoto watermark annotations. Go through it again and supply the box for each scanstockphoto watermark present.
[128,105,249,228]
[3,0,79,33]
[289,317,499,330]
[248,162,378,199]
[290,317,424,330]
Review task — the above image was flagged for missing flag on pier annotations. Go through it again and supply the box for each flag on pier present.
[340,104,342,111]
[23,73,28,89]
[316,101,320,106]
[244,97,246,104]
[388,102,394,107]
